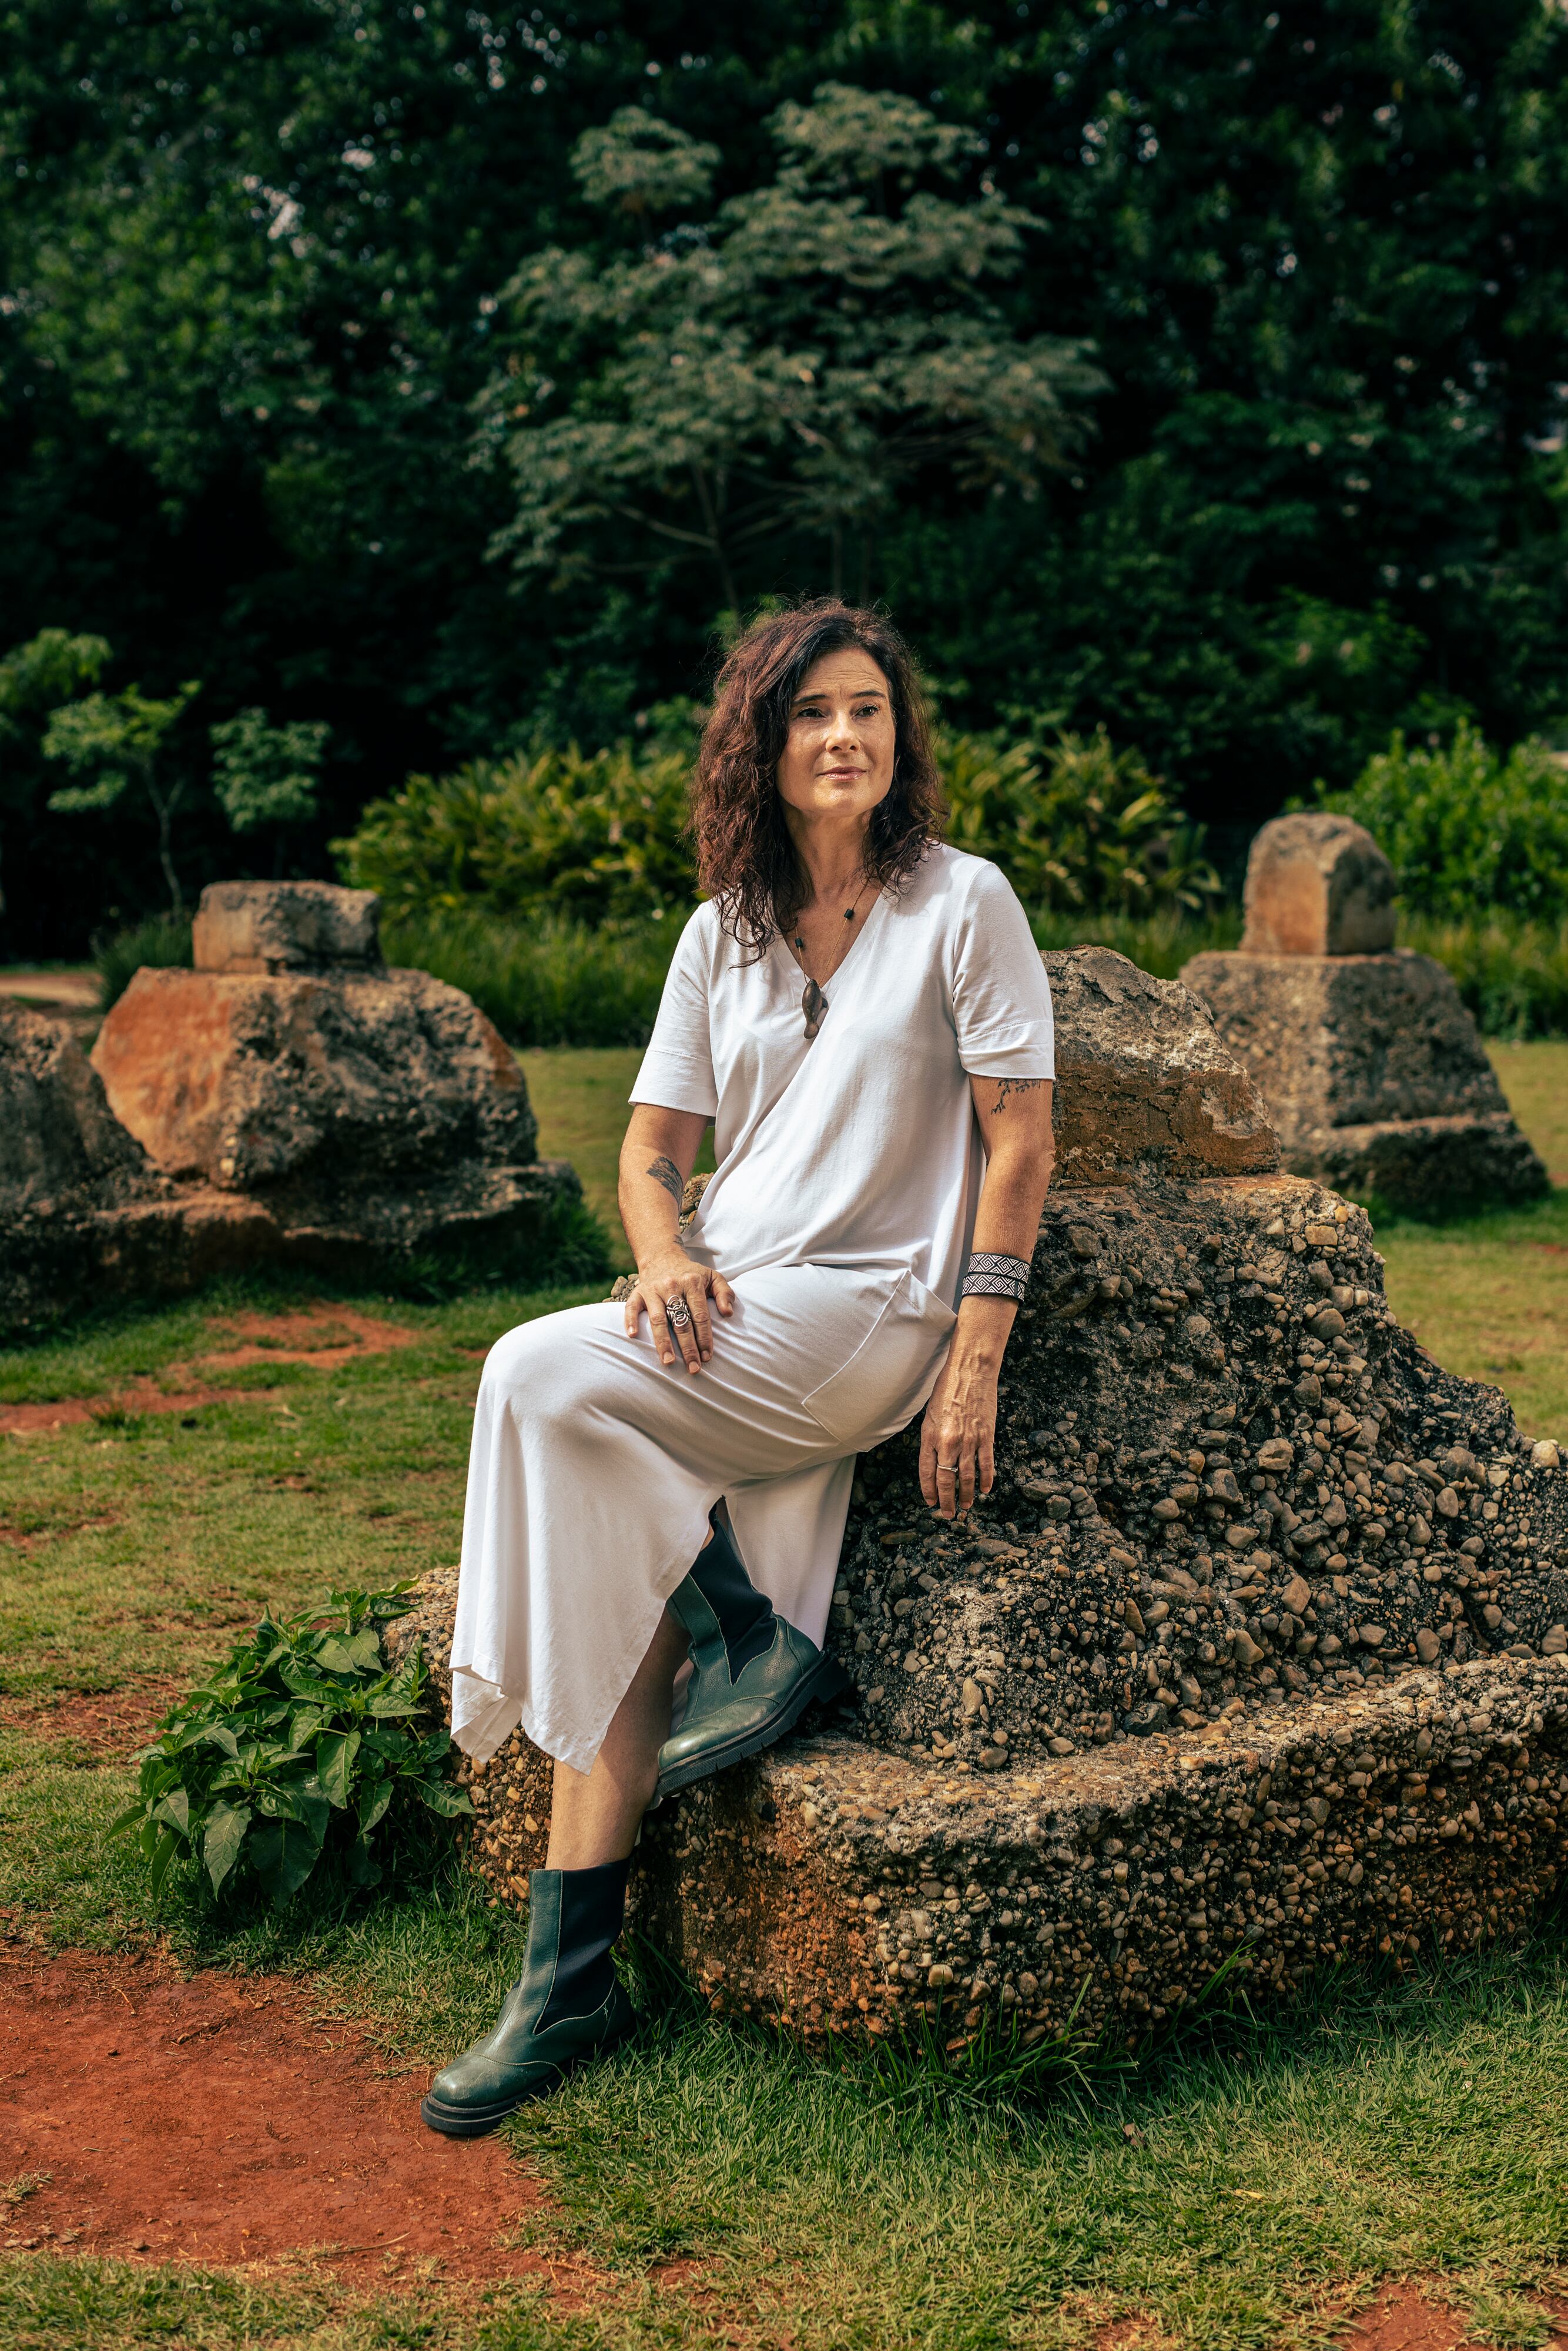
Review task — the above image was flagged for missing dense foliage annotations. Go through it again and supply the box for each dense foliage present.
[339,738,698,923]
[338,717,1215,924]
[1319,721,1568,925]
[4,0,1568,951]
[112,1585,471,1909]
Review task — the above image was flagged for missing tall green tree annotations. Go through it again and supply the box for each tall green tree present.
[44,678,201,914]
[480,86,1104,606]
[1,0,1567,942]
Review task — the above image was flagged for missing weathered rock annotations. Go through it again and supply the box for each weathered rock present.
[1239,811,1396,957]
[1,882,602,1329]
[400,1563,1568,2045]
[0,997,155,1214]
[95,964,537,1197]
[192,879,381,974]
[1182,948,1547,1213]
[1043,947,1279,1187]
[404,953,1568,2045]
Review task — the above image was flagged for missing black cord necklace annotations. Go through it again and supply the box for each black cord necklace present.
[793,875,872,956]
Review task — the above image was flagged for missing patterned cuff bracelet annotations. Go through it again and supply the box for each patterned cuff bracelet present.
[960,1251,1031,1303]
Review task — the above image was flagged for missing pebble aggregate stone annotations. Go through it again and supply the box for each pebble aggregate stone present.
[400,953,1568,2049]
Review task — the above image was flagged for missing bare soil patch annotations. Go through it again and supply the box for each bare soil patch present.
[193,1307,417,1372]
[1335,2283,1568,2350]
[1,1677,186,1759]
[0,1947,566,2286]
[0,1305,417,1438]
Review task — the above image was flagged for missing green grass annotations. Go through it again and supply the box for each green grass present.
[2,1058,1567,2346]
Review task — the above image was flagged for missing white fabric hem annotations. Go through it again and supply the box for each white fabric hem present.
[450,1495,719,1775]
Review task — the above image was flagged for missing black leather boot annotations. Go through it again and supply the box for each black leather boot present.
[656,1519,850,1800]
[690,1515,776,1676]
[420,1859,634,2137]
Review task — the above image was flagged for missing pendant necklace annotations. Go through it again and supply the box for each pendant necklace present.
[795,875,874,1039]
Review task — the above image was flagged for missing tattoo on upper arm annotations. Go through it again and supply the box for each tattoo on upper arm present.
[990,1078,1046,1113]
[646,1155,685,1204]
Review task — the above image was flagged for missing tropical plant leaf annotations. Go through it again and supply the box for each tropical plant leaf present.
[316,1727,361,1809]
[153,1786,192,1841]
[203,1800,252,1895]
[249,1811,328,1905]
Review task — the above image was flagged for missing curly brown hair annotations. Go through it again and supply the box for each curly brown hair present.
[691,600,947,954]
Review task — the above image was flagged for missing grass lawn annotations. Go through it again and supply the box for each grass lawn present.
[0,1049,1564,2346]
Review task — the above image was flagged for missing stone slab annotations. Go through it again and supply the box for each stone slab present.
[1043,947,1279,1187]
[1240,812,1396,957]
[1182,949,1546,1213]
[192,880,381,974]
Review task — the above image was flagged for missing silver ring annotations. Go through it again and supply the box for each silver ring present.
[667,1296,692,1330]
[937,1460,959,1475]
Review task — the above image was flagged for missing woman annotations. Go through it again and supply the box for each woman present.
[422,601,1056,2137]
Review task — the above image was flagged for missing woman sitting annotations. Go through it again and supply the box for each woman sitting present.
[423,599,1056,2135]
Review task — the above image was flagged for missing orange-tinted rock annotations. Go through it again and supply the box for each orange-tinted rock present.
[93,963,534,1194]
[3,883,603,1328]
[1241,813,1396,957]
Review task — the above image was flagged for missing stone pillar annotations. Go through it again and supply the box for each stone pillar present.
[1183,814,1546,1214]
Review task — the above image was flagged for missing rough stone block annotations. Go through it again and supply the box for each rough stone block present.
[93,965,537,1195]
[403,1153,1568,2042]
[2,926,592,1330]
[192,880,381,974]
[1181,950,1547,1214]
[1240,812,1396,957]
[1043,947,1279,1187]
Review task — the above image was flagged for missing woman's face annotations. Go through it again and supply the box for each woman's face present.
[775,649,896,829]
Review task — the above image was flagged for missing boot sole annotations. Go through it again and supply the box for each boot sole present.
[655,1656,853,1799]
[420,2022,634,2138]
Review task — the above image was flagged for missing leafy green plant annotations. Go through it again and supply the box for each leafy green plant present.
[93,909,193,1010]
[337,739,697,926]
[112,1586,471,1909]
[210,706,330,837]
[478,84,1103,607]
[940,724,1219,914]
[1319,721,1568,925]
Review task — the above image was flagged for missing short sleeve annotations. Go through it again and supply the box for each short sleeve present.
[630,907,720,1117]
[950,862,1055,1080]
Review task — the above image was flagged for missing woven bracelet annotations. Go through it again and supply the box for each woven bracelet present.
[960,1250,1031,1303]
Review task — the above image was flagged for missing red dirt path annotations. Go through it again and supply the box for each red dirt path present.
[0,1946,567,2286]
[0,1306,417,1437]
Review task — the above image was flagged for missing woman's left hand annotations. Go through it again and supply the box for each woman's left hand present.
[919,1325,1003,1519]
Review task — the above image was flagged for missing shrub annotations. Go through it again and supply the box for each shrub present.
[337,719,1219,929]
[94,909,192,1009]
[1320,721,1568,925]
[1400,913,1568,1042]
[940,726,1219,913]
[336,741,696,925]
[112,1586,471,1909]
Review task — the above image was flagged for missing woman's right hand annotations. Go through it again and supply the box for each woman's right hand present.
[622,1248,736,1373]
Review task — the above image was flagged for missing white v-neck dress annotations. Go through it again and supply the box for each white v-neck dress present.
[448,846,1054,1769]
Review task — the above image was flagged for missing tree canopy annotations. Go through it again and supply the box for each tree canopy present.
[1,0,1566,949]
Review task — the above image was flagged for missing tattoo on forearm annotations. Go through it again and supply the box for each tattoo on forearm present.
[991,1078,1045,1113]
[646,1155,684,1205]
